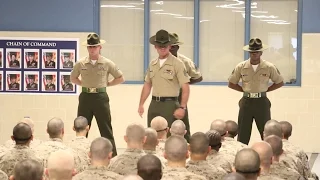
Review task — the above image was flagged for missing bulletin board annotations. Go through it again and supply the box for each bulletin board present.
[0,37,79,94]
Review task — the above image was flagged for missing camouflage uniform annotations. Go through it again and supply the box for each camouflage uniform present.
[0,146,8,157]
[67,136,91,153]
[73,165,123,180]
[156,139,166,156]
[4,139,42,149]
[107,148,145,175]
[144,149,166,168]
[161,166,206,180]
[280,152,306,178]
[0,145,43,176]
[258,173,285,180]
[34,138,88,173]
[67,136,91,166]
[207,150,233,173]
[270,161,304,180]
[0,170,7,180]
[186,160,227,180]
[282,139,313,179]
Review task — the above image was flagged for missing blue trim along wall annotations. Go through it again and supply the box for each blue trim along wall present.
[2,0,319,85]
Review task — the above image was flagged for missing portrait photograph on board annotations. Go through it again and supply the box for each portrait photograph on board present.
[0,71,3,91]
[6,48,21,69]
[24,72,39,91]
[0,48,3,68]
[6,71,21,91]
[42,72,57,92]
[24,49,39,69]
[59,72,74,92]
[60,49,75,69]
[42,49,57,69]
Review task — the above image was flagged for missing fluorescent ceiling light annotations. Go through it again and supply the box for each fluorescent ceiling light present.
[155,1,163,5]
[200,20,210,23]
[155,12,182,16]
[268,22,291,25]
[232,10,268,13]
[251,14,278,18]
[127,3,144,5]
[101,5,136,8]
[175,16,194,20]
[150,9,164,12]
[127,8,144,10]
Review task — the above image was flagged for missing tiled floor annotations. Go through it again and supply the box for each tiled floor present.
[117,149,319,176]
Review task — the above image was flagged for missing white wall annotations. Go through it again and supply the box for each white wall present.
[0,32,319,152]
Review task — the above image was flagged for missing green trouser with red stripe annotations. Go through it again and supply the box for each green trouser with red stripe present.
[77,92,117,157]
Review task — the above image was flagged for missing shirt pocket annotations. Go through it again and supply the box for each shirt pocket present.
[97,70,107,76]
[259,73,270,83]
[241,74,251,82]
[161,68,174,80]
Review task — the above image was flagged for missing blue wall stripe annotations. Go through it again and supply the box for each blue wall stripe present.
[244,0,251,60]
[94,0,100,34]
[144,0,150,76]
[194,0,200,67]
[296,0,303,86]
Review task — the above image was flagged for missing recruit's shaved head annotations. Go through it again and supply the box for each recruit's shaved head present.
[223,172,246,180]
[143,128,158,149]
[12,122,32,144]
[12,159,44,180]
[226,120,238,138]
[47,150,75,179]
[170,120,186,136]
[279,121,292,139]
[251,141,273,167]
[150,116,168,131]
[189,132,209,154]
[47,117,64,138]
[235,148,261,179]
[90,137,113,160]
[263,120,283,139]
[126,123,146,143]
[206,130,222,151]
[210,119,227,136]
[264,135,283,157]
[164,135,188,162]
[73,116,88,132]
[137,154,162,180]
[19,117,35,133]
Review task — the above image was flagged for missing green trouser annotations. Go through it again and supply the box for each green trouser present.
[77,92,117,157]
[147,99,179,138]
[178,89,191,143]
[237,96,271,145]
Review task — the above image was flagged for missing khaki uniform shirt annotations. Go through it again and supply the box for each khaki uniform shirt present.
[282,139,312,179]
[177,53,202,79]
[71,56,123,88]
[107,148,145,175]
[161,166,206,180]
[4,138,42,149]
[73,165,123,180]
[34,138,88,172]
[186,160,227,180]
[207,150,233,173]
[0,145,43,177]
[156,139,166,157]
[270,161,304,180]
[144,53,190,96]
[228,59,284,93]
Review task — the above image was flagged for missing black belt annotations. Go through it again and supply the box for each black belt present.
[152,96,178,102]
